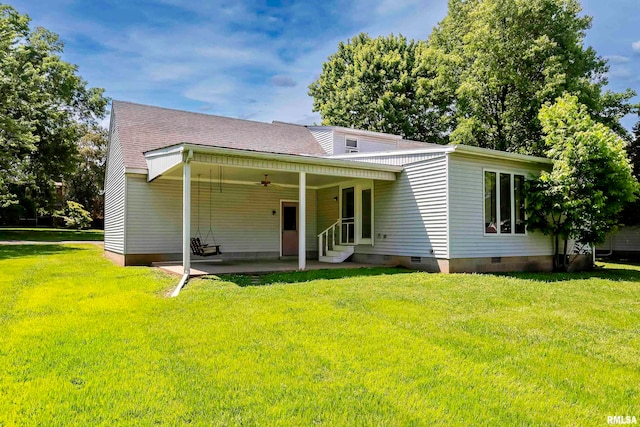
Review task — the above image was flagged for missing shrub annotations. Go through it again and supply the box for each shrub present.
[54,201,92,229]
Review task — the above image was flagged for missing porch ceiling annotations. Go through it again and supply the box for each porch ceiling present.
[161,162,362,188]
[144,143,401,185]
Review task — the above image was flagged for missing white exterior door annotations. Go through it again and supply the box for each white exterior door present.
[340,181,374,246]
[281,202,299,256]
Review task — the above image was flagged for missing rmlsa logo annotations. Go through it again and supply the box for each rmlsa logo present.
[608,416,638,425]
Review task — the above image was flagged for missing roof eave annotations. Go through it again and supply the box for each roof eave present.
[451,144,552,165]
[144,142,404,175]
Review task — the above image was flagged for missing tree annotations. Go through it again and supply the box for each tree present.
[64,126,108,221]
[0,5,107,212]
[417,0,635,155]
[526,94,638,270]
[308,33,447,143]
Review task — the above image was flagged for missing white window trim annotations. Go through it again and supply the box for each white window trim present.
[345,136,359,153]
[483,169,527,236]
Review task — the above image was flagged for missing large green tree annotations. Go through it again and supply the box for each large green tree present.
[526,94,638,270]
[0,5,107,212]
[418,0,634,155]
[308,33,446,143]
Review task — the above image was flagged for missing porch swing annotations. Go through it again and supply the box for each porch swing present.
[190,169,222,257]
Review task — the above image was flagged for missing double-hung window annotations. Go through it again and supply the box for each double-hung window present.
[484,171,526,235]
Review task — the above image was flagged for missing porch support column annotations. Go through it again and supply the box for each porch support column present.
[298,171,306,270]
[182,150,193,276]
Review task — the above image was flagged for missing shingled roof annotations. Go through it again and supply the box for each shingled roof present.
[112,101,327,169]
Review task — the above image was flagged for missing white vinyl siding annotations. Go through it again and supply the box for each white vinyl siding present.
[601,226,640,253]
[125,175,317,255]
[104,120,126,254]
[317,186,339,234]
[355,155,449,258]
[308,129,334,154]
[449,154,552,258]
[333,131,399,154]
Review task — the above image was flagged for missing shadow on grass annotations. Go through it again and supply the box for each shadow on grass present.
[495,264,640,283]
[0,244,84,261]
[201,267,412,287]
[0,227,104,242]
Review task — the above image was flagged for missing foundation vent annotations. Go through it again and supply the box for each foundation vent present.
[411,256,421,264]
[491,257,502,264]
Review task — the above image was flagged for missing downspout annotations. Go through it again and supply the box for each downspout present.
[171,273,190,298]
[171,148,193,297]
[598,235,614,257]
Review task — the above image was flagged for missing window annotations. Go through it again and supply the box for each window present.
[514,175,525,234]
[341,187,355,243]
[484,170,526,235]
[484,172,497,233]
[361,189,372,239]
[345,137,358,153]
[283,206,297,231]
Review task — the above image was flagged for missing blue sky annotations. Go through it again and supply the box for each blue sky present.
[10,0,640,132]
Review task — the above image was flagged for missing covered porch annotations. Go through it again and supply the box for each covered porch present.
[142,143,401,293]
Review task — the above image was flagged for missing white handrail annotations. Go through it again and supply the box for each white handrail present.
[317,219,340,237]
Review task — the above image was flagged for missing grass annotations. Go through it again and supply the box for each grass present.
[0,227,104,241]
[1,244,639,425]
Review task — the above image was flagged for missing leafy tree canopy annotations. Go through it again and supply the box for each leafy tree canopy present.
[308,33,446,143]
[419,0,635,155]
[0,4,108,210]
[309,1,635,155]
[526,94,638,270]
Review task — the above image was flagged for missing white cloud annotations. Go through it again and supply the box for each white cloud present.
[16,0,450,125]
[633,40,640,52]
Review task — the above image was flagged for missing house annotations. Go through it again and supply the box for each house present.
[104,101,589,277]
[598,227,640,260]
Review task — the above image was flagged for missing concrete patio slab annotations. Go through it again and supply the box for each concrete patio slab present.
[154,259,379,277]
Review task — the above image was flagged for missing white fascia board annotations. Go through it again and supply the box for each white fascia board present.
[144,145,185,181]
[329,146,454,159]
[451,144,552,165]
[124,167,148,175]
[153,143,404,173]
[329,144,551,165]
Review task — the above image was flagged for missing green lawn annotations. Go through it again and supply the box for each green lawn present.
[1,244,639,425]
[0,227,104,241]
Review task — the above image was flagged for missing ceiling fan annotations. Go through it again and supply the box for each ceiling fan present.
[257,174,273,187]
[255,174,283,188]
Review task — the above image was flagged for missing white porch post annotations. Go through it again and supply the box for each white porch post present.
[298,171,306,270]
[182,150,193,276]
